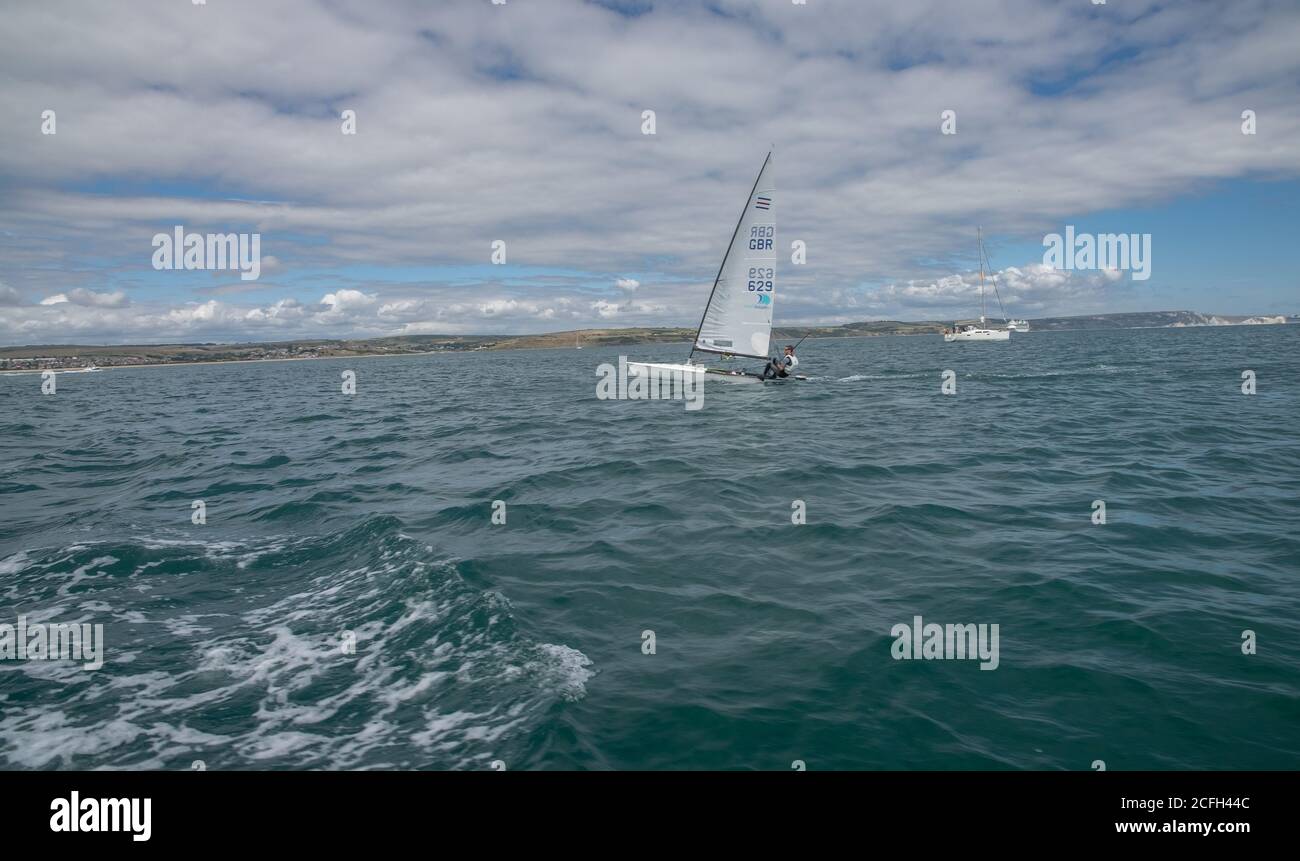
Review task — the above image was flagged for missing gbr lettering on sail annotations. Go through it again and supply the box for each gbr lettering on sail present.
[746,225,774,295]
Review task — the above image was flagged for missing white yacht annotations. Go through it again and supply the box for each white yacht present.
[944,228,1012,343]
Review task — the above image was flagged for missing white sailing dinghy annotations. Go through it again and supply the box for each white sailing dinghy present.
[628,151,804,385]
[944,227,1011,342]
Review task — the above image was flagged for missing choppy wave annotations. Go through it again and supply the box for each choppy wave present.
[2,327,1299,770]
[0,517,592,769]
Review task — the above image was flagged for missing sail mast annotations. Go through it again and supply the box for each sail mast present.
[978,226,986,324]
[688,151,772,362]
[980,233,1008,322]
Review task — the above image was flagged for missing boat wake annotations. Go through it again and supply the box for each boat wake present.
[0,516,591,770]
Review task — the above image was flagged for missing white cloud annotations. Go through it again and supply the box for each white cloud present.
[0,0,1297,343]
[859,263,1128,318]
[40,288,129,308]
[73,288,130,308]
[167,301,222,324]
[243,298,305,323]
[377,298,423,317]
[319,289,378,313]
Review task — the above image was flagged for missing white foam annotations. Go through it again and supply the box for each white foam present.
[533,643,595,702]
[0,532,595,770]
[56,555,119,597]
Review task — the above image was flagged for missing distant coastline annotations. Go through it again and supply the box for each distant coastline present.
[1,311,1293,372]
[0,351,438,375]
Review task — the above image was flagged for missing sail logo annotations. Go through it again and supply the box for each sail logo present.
[890,615,999,670]
[755,294,771,306]
[1042,226,1151,281]
[50,792,151,841]
[596,357,703,411]
[754,195,771,210]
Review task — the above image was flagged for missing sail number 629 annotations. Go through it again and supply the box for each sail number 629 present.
[747,267,774,291]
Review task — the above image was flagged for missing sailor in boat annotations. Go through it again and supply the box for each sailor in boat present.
[759,344,798,380]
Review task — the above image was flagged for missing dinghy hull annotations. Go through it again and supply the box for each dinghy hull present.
[625,361,800,384]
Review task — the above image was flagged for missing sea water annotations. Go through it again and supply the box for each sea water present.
[1,325,1297,769]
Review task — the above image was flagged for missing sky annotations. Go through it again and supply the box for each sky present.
[0,0,1297,345]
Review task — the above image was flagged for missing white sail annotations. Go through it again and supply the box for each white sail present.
[693,152,775,360]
